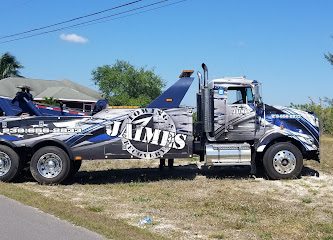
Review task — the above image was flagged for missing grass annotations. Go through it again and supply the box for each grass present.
[301,197,312,204]
[306,135,333,174]
[209,233,225,239]
[86,206,104,213]
[259,232,273,240]
[0,136,332,239]
[0,183,166,240]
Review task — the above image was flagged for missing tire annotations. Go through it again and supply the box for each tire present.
[30,146,71,184]
[263,142,303,180]
[0,145,21,182]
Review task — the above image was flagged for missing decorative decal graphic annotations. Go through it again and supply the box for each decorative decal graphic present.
[0,127,82,135]
[106,108,187,159]
[271,114,301,119]
[231,106,251,115]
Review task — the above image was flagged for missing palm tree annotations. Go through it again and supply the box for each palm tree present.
[325,52,333,66]
[0,52,23,79]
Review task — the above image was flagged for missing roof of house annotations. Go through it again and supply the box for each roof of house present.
[0,77,101,102]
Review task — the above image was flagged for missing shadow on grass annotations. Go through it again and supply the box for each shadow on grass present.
[301,166,320,177]
[18,163,321,185]
[64,164,320,185]
[73,164,199,184]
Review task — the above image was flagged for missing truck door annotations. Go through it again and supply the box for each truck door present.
[214,86,256,141]
[226,86,256,141]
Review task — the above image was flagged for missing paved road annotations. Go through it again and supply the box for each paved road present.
[0,195,103,240]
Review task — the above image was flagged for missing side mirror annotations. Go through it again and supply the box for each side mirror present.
[254,84,262,104]
[254,95,263,108]
[254,94,260,104]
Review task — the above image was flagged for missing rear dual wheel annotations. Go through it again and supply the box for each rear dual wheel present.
[30,146,72,184]
[0,145,22,182]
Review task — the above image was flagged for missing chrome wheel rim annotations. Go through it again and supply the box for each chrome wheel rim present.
[37,153,63,178]
[0,152,11,177]
[273,150,296,174]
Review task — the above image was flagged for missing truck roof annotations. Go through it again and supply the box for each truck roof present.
[208,77,258,88]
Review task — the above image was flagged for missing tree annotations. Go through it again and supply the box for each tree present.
[42,97,58,106]
[325,52,333,66]
[0,52,23,79]
[325,37,333,66]
[92,60,165,107]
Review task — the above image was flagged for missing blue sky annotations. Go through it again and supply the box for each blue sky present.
[0,0,332,107]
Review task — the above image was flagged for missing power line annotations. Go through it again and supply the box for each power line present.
[79,0,187,28]
[0,0,185,45]
[0,0,143,40]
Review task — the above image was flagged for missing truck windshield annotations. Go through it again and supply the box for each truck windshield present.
[227,87,254,105]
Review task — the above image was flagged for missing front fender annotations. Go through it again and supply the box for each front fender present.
[255,129,316,153]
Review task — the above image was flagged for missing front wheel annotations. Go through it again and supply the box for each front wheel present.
[30,146,71,184]
[263,142,303,180]
[0,145,21,182]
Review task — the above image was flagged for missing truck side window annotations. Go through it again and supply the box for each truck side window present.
[227,87,254,105]
[246,87,254,104]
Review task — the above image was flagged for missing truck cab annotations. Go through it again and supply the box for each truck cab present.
[194,65,320,179]
[209,77,258,142]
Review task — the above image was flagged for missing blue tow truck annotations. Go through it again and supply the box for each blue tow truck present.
[0,64,320,184]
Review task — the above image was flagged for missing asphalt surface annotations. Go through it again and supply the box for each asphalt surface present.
[0,195,103,240]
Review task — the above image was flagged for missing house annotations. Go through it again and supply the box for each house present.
[0,77,101,112]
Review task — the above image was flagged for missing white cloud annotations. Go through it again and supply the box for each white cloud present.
[60,33,88,43]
